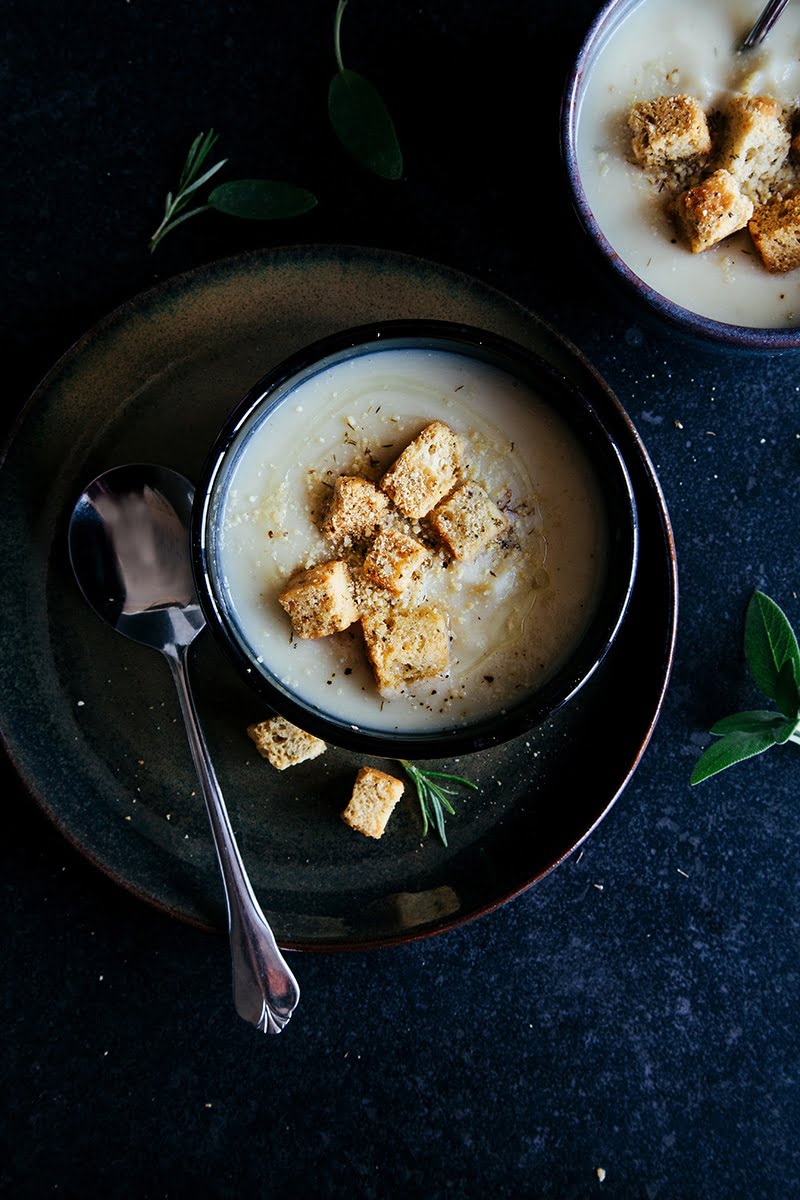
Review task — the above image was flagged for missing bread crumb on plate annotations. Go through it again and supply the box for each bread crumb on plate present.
[342,766,404,838]
[247,715,326,770]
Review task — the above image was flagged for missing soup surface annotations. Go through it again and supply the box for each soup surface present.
[213,347,609,734]
[576,0,800,327]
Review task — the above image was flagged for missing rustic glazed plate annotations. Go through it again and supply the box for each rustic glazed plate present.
[0,245,677,949]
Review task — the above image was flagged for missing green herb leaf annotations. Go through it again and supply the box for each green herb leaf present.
[150,132,318,252]
[709,709,793,736]
[329,70,403,180]
[774,657,800,721]
[691,588,800,784]
[179,129,219,190]
[744,589,800,703]
[328,1,403,181]
[150,129,228,253]
[417,769,480,789]
[398,760,476,846]
[208,180,318,220]
[690,729,781,784]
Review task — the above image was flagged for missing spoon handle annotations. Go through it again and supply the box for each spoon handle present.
[164,645,300,1033]
[739,0,791,48]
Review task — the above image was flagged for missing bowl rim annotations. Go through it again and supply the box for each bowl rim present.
[190,317,640,759]
[560,0,800,352]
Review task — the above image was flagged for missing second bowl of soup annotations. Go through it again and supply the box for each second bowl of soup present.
[562,0,800,349]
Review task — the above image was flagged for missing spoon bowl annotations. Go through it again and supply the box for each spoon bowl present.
[68,465,204,649]
[68,464,300,1034]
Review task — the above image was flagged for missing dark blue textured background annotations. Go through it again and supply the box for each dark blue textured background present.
[3,2,798,1196]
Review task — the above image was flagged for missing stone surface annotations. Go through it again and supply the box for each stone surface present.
[3,1,798,1197]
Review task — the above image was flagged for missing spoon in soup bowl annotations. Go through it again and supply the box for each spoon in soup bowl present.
[739,0,791,48]
[68,463,300,1034]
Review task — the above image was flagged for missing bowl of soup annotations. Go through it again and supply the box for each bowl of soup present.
[562,0,800,349]
[191,320,638,758]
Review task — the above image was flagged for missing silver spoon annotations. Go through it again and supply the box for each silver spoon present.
[739,0,791,48]
[68,464,300,1034]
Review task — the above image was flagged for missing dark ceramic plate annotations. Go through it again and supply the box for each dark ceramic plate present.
[0,245,677,950]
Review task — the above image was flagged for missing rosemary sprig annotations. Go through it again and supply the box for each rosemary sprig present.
[149,130,318,252]
[149,129,228,253]
[398,760,478,847]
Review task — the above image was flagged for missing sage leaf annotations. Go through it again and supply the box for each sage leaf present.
[690,729,781,785]
[744,589,800,702]
[209,180,318,220]
[774,657,800,721]
[329,0,403,181]
[709,710,792,736]
[328,70,403,180]
[691,588,800,784]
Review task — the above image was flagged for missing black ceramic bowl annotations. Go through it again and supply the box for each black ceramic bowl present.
[561,0,800,352]
[191,319,638,759]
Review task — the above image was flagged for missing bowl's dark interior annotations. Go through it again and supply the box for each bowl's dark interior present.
[192,320,639,759]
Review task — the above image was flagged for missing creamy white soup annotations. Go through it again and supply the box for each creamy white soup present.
[212,347,609,734]
[576,0,800,327]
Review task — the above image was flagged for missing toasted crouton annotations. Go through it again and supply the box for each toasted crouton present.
[380,421,463,518]
[342,766,405,839]
[749,192,800,272]
[716,94,790,200]
[362,528,427,594]
[361,605,449,692]
[247,715,326,770]
[322,475,391,545]
[672,169,753,253]
[277,560,359,639]
[429,482,509,560]
[628,94,711,173]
